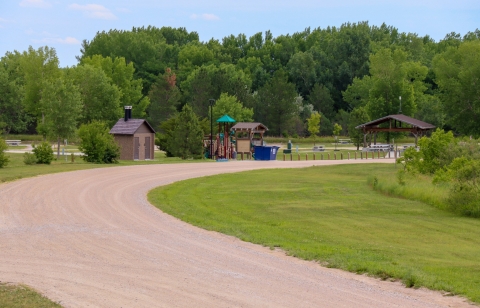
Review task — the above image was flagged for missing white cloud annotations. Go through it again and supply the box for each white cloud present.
[69,3,117,20]
[190,13,220,21]
[33,36,81,45]
[19,0,51,8]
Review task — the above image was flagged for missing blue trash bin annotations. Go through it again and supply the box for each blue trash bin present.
[254,146,280,160]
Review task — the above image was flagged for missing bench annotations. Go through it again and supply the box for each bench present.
[312,145,325,152]
[362,144,392,152]
[6,140,21,146]
[338,139,351,144]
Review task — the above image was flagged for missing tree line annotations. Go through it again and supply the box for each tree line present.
[1,22,480,145]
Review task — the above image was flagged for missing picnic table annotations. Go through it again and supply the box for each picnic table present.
[312,145,325,152]
[362,144,392,152]
[6,140,21,146]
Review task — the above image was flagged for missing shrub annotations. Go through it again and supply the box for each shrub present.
[0,138,9,168]
[23,152,37,165]
[32,141,54,164]
[78,121,119,163]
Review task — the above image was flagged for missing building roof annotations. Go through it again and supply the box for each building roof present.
[231,122,268,131]
[216,114,236,123]
[110,119,155,135]
[356,114,436,130]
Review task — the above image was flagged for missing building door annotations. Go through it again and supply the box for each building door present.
[145,137,151,160]
[134,137,140,160]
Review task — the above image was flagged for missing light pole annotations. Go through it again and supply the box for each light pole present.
[209,99,215,159]
[399,96,402,114]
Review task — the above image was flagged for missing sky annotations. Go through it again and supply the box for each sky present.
[0,0,479,67]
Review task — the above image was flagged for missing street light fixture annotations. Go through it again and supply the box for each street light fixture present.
[209,99,215,159]
[399,96,402,114]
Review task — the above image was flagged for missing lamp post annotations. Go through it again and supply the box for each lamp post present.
[209,99,215,159]
[399,96,402,114]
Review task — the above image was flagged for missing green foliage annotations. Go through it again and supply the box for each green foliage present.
[254,69,297,136]
[32,142,54,164]
[23,152,37,165]
[66,64,121,125]
[81,55,150,118]
[433,41,480,135]
[433,157,480,217]
[306,112,321,145]
[41,77,83,158]
[78,121,119,163]
[147,68,180,130]
[0,138,9,168]
[347,107,369,150]
[167,105,204,159]
[417,129,455,174]
[212,93,253,122]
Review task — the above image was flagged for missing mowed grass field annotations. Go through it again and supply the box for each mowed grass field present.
[0,284,61,308]
[148,163,480,304]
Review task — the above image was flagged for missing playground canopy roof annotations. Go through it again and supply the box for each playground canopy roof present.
[216,115,236,123]
[355,114,435,133]
[231,122,268,132]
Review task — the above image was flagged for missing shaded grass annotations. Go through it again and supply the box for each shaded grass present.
[0,283,61,308]
[148,164,480,303]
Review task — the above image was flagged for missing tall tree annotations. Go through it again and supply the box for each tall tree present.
[347,107,370,150]
[66,64,122,125]
[212,93,253,122]
[147,68,180,130]
[167,104,204,159]
[433,41,480,135]
[81,55,150,118]
[255,69,297,136]
[307,112,321,145]
[19,46,61,133]
[0,55,28,134]
[41,78,83,158]
[307,84,336,120]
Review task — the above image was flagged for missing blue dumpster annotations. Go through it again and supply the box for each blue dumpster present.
[254,146,280,160]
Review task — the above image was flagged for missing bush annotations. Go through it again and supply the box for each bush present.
[0,138,9,168]
[78,121,119,164]
[23,152,37,165]
[32,141,54,164]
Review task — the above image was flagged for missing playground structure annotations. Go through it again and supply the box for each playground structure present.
[204,115,236,161]
[204,119,269,160]
[231,122,268,158]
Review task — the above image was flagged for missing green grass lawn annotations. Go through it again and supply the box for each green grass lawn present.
[148,163,480,303]
[0,284,61,308]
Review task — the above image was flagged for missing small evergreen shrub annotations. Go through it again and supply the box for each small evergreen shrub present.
[23,152,37,165]
[32,141,54,164]
[0,138,9,168]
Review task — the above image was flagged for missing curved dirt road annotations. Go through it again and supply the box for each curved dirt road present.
[0,160,473,307]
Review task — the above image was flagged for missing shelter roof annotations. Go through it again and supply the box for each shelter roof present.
[231,122,268,131]
[216,114,236,123]
[356,114,435,130]
[110,119,155,135]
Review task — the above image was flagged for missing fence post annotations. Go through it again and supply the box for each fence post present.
[283,153,285,161]
[321,154,323,160]
[334,153,336,160]
[341,153,343,160]
[313,153,316,160]
[328,153,330,160]
[306,153,308,161]
[290,153,293,161]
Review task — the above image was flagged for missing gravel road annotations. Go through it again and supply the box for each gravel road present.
[0,160,474,307]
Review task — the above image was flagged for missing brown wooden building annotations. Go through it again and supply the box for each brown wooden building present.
[110,108,155,160]
[231,122,268,155]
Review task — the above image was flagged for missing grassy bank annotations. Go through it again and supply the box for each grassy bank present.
[148,164,480,303]
[0,283,61,308]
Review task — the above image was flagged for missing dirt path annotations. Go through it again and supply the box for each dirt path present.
[0,160,474,307]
